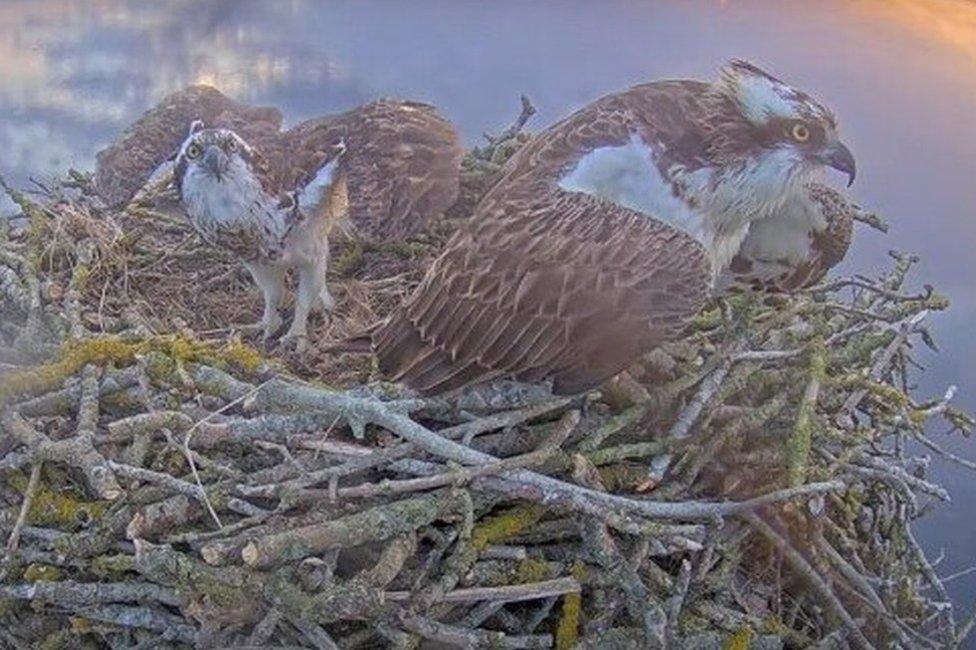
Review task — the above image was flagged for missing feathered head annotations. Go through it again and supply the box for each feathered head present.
[705,59,856,186]
[173,120,261,194]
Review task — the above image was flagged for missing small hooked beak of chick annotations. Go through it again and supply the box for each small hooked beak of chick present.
[203,146,229,182]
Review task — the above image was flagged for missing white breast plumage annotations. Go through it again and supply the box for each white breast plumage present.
[737,193,826,266]
[180,159,286,254]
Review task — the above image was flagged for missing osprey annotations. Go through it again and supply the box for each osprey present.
[101,88,462,347]
[95,86,283,209]
[357,60,858,396]
[172,121,347,348]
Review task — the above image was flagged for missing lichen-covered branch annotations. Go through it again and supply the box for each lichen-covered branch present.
[0,128,970,650]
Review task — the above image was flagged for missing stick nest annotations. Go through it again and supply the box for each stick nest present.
[0,111,973,649]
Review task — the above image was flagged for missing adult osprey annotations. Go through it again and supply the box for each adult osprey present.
[99,87,462,346]
[358,60,857,396]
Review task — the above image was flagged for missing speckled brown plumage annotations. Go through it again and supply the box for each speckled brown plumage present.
[278,100,462,240]
[722,182,855,293]
[95,86,282,208]
[368,81,715,396]
[96,87,462,241]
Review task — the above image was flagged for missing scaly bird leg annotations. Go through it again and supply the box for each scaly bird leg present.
[280,258,331,353]
[243,262,285,341]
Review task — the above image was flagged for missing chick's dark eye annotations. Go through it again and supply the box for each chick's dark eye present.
[225,139,238,153]
[186,144,201,159]
[790,123,811,143]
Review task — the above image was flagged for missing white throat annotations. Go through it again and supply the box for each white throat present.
[180,160,285,241]
[558,134,814,277]
[679,147,816,272]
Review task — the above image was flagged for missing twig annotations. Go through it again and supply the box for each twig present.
[241,490,465,568]
[1,409,122,500]
[386,576,580,604]
[483,94,536,145]
[744,512,873,650]
[398,613,551,649]
[5,462,42,555]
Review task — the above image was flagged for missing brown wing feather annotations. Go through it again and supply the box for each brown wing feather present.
[374,189,710,396]
[95,86,282,207]
[491,79,712,194]
[794,183,855,288]
[370,80,715,396]
[269,99,462,240]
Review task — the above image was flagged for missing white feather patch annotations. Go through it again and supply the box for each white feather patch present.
[557,133,819,279]
[736,191,826,265]
[728,73,802,124]
[558,135,709,245]
[298,155,342,213]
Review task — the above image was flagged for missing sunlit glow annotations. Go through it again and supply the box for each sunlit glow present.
[852,0,976,60]
[0,0,974,186]
[0,0,342,121]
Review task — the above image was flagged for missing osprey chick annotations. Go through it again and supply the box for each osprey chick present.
[361,60,858,396]
[108,88,463,348]
[173,121,347,349]
[719,181,859,293]
[99,88,463,242]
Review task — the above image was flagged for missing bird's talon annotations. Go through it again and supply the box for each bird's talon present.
[235,320,282,345]
[279,333,309,355]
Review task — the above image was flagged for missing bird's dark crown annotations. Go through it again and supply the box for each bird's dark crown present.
[702,59,841,166]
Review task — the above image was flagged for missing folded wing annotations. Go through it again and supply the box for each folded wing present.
[277,100,463,240]
[373,189,711,396]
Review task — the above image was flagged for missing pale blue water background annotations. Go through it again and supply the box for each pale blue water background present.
[1,0,974,613]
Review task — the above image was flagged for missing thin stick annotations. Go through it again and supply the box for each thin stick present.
[5,462,42,555]
[182,379,270,528]
[386,576,579,604]
[744,512,873,650]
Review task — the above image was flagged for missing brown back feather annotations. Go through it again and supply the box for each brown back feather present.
[276,99,462,240]
[372,82,715,396]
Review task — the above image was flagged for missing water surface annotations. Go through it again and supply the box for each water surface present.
[1,0,975,609]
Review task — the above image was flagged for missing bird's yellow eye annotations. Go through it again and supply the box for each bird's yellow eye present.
[791,123,811,142]
[186,143,201,159]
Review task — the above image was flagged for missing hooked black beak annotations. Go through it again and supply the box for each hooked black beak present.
[203,146,227,182]
[822,141,856,187]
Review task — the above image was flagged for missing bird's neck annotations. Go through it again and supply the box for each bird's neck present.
[680,149,815,275]
[181,166,282,232]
